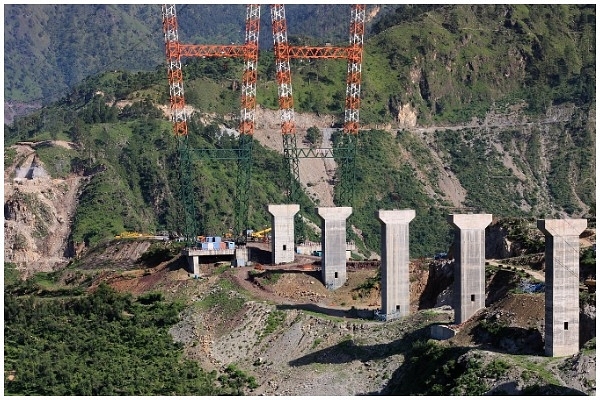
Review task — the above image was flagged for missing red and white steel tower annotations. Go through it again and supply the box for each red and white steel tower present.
[161,4,261,240]
[270,4,365,206]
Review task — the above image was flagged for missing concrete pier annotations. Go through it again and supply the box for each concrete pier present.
[186,253,200,276]
[537,219,587,357]
[317,206,352,290]
[234,246,248,267]
[268,204,300,264]
[376,209,415,320]
[448,213,492,324]
[182,248,236,275]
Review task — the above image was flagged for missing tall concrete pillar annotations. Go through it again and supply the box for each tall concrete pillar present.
[448,213,492,324]
[268,204,300,264]
[537,219,587,357]
[376,209,415,320]
[317,207,352,290]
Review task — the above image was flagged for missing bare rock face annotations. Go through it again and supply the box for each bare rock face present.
[4,143,83,279]
[580,303,596,346]
[396,103,418,128]
[485,221,515,259]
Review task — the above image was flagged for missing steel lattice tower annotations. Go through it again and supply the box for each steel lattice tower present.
[162,4,364,243]
[270,5,301,209]
[270,4,365,208]
[162,4,197,244]
[161,4,260,242]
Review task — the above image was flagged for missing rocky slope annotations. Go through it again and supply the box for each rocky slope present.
[70,242,594,396]
[3,107,595,395]
[4,141,84,278]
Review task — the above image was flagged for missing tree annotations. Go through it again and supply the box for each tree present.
[305,126,322,147]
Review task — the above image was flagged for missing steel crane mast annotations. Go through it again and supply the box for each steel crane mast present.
[270,4,365,207]
[235,4,261,242]
[162,4,197,244]
[270,5,301,209]
[344,4,365,136]
[338,4,365,207]
[161,4,260,242]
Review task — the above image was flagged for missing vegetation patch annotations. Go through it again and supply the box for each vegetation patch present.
[385,341,517,395]
[508,355,561,387]
[6,270,84,297]
[4,262,20,288]
[259,310,286,340]
[4,283,257,396]
[198,279,246,316]
[352,270,380,299]
[4,146,18,167]
[138,242,182,266]
[35,145,78,178]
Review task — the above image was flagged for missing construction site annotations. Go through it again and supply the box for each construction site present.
[3,4,595,396]
[157,4,595,360]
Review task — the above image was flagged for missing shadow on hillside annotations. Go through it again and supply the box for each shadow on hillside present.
[248,246,271,264]
[470,324,544,355]
[276,303,370,319]
[253,268,322,280]
[288,323,444,368]
[417,261,454,310]
[485,269,521,306]
[518,383,587,396]
[167,256,188,271]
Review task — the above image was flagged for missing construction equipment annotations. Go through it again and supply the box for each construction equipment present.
[114,232,168,241]
[250,227,272,241]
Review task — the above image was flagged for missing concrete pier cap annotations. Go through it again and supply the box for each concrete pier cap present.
[376,209,416,224]
[268,204,300,218]
[447,213,493,230]
[537,219,587,237]
[317,206,353,221]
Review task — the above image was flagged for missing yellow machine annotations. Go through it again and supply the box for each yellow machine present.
[250,227,271,241]
[115,231,161,240]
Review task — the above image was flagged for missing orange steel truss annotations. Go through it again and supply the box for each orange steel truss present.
[271,4,365,136]
[162,4,260,136]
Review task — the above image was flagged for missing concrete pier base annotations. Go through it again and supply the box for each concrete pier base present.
[317,207,352,290]
[538,219,587,357]
[448,213,492,324]
[186,255,200,276]
[376,209,415,320]
[268,204,300,264]
[234,246,248,267]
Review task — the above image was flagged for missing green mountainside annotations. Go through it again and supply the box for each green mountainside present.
[4,4,358,104]
[2,5,596,396]
[4,4,595,258]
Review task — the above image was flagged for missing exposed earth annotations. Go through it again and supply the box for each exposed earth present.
[67,238,596,396]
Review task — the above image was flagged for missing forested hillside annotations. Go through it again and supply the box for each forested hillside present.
[4,4,365,107]
[5,4,595,260]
